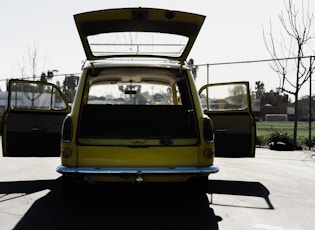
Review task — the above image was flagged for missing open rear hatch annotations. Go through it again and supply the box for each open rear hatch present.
[74,8,205,64]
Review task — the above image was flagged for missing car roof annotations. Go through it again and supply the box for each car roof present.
[74,8,205,64]
[82,58,189,70]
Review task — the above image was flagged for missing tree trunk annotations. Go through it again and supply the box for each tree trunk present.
[293,49,302,146]
[293,92,298,145]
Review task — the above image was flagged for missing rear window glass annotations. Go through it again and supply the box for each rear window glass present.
[87,82,181,105]
[85,68,187,106]
[87,32,189,58]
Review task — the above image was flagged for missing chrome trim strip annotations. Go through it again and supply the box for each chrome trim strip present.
[56,165,219,174]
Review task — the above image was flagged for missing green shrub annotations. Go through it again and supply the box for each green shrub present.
[268,131,294,144]
[268,131,302,150]
[299,136,315,148]
[256,135,267,146]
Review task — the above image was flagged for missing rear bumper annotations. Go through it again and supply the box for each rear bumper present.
[56,165,219,175]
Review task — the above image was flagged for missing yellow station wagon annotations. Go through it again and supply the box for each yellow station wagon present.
[57,7,220,189]
[2,8,256,191]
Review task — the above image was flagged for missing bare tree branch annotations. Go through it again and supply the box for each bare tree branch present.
[27,40,39,81]
[263,0,315,144]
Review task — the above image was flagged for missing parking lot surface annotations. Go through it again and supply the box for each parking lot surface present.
[0,146,314,230]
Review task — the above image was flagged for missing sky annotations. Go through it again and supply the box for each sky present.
[1,0,314,99]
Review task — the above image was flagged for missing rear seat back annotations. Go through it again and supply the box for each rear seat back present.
[78,104,197,138]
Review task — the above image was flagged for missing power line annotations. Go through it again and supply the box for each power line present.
[0,73,81,82]
[196,55,315,67]
[1,56,314,83]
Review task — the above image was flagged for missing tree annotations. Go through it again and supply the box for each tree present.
[260,89,289,107]
[62,74,79,102]
[229,84,246,106]
[188,59,198,79]
[297,95,315,119]
[263,0,315,144]
[28,40,39,81]
[40,71,55,83]
[255,81,265,99]
[12,39,50,83]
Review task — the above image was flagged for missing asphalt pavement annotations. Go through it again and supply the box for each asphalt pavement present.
[0,145,314,230]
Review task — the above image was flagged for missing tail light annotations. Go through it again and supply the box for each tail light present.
[61,116,72,142]
[62,148,72,158]
[204,149,214,158]
[203,115,214,142]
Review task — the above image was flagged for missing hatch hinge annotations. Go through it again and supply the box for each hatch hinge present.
[90,61,97,76]
[179,61,184,75]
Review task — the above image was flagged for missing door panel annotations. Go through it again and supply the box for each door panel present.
[2,80,71,157]
[199,82,256,157]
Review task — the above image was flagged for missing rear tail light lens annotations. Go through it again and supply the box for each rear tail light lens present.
[62,148,72,158]
[61,116,72,142]
[204,149,214,158]
[203,116,214,142]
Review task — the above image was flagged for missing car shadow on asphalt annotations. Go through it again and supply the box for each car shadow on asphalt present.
[0,178,221,230]
[0,179,274,229]
[207,180,274,210]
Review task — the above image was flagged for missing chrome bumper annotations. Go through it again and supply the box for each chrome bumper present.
[56,165,219,175]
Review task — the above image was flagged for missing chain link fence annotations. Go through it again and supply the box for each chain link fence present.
[256,120,315,148]
[195,61,314,149]
[0,61,313,149]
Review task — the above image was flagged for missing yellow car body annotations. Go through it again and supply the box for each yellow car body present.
[56,8,219,186]
[58,63,218,184]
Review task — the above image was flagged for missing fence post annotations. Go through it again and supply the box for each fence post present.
[207,64,209,85]
[309,56,313,150]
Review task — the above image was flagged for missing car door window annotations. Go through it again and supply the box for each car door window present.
[10,81,68,110]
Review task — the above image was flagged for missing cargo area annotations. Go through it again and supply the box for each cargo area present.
[78,104,198,139]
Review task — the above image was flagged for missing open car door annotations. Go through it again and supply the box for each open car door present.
[199,81,256,157]
[2,80,71,157]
